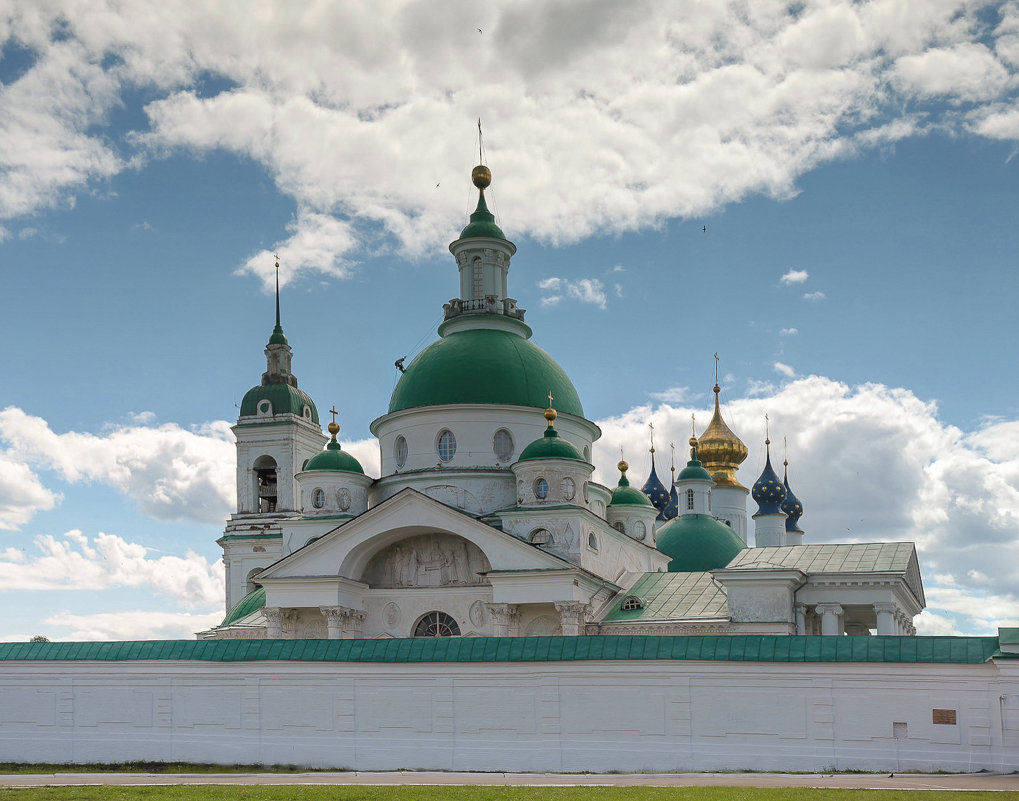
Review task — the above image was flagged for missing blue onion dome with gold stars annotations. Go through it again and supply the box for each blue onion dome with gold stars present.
[518,406,584,462]
[641,452,671,520]
[664,473,678,520]
[458,165,506,240]
[782,459,803,531]
[752,439,786,514]
[610,460,654,507]
[305,419,364,474]
[698,383,749,490]
[655,514,746,572]
[678,437,713,482]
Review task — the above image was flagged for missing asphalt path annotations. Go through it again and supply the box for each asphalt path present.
[1,771,1017,791]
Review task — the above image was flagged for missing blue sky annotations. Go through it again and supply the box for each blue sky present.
[1,1,1018,640]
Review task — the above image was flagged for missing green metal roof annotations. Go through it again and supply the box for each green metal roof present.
[0,636,1001,664]
[655,514,746,572]
[726,542,915,573]
[609,474,653,507]
[240,382,320,423]
[518,426,583,462]
[388,328,583,417]
[459,191,505,240]
[305,440,364,474]
[221,586,266,626]
[602,571,728,622]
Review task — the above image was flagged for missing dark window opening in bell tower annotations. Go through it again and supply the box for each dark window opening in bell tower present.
[253,455,278,513]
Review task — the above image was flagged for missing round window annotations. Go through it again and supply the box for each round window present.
[395,435,408,469]
[633,520,646,541]
[414,611,460,638]
[561,477,576,501]
[437,430,456,461]
[534,477,549,499]
[493,428,514,461]
[258,401,271,415]
[337,488,351,511]
[312,488,325,509]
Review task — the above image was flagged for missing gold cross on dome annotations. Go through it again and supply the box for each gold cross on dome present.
[329,406,338,425]
[547,390,554,407]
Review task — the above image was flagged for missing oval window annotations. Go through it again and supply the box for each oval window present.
[561,477,576,501]
[395,435,408,469]
[633,520,646,541]
[437,430,456,461]
[493,428,514,461]
[534,477,549,500]
[583,482,590,503]
[589,531,599,549]
[312,488,325,509]
[337,488,351,511]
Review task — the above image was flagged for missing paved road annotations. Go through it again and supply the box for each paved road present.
[1,771,1018,791]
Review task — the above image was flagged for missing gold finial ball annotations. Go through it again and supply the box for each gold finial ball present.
[544,407,557,423]
[472,164,491,189]
[327,421,340,437]
[689,436,698,448]
[618,459,629,474]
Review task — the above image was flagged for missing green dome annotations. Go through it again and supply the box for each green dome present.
[241,382,319,423]
[610,475,654,507]
[655,514,746,572]
[678,458,713,482]
[305,440,364,474]
[221,585,266,626]
[389,329,584,417]
[518,425,583,462]
[459,191,505,240]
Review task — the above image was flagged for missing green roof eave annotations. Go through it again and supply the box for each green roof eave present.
[0,636,1002,664]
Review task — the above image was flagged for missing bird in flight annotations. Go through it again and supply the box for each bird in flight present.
[702,225,707,232]
[477,28,483,34]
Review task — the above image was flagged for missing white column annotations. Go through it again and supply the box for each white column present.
[794,603,807,636]
[320,606,345,639]
[343,610,367,639]
[874,602,897,635]
[815,603,844,636]
[487,603,518,637]
[554,601,591,636]
[282,609,299,639]
[264,607,283,639]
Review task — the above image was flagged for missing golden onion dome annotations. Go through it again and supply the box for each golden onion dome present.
[697,384,749,490]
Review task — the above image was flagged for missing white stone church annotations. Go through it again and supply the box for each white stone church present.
[203,164,924,642]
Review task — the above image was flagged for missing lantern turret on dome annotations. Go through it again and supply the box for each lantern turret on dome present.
[296,410,372,519]
[607,458,659,543]
[752,429,788,547]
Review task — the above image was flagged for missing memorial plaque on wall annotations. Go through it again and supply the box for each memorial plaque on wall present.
[932,708,957,725]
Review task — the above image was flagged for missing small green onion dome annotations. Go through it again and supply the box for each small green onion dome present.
[655,515,746,572]
[458,166,506,240]
[610,460,654,507]
[305,421,365,474]
[678,438,713,481]
[518,407,583,462]
[268,323,288,346]
[240,383,319,423]
[221,585,266,626]
[389,328,583,417]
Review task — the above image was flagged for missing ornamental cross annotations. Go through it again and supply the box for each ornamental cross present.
[547,390,554,408]
[648,420,655,453]
[329,406,338,425]
[714,352,719,384]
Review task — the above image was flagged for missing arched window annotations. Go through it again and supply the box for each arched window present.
[414,611,461,638]
[253,455,278,513]
[312,488,325,509]
[620,595,644,611]
[437,430,456,461]
[394,435,408,469]
[686,488,695,510]
[533,477,549,499]
[493,429,514,461]
[633,520,646,541]
[529,528,552,545]
[472,257,483,298]
[245,568,262,595]
[589,531,600,550]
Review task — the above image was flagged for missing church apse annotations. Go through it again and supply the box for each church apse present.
[361,534,492,588]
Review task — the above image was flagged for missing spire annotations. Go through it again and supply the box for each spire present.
[663,442,678,519]
[269,254,288,346]
[697,356,748,490]
[261,255,296,387]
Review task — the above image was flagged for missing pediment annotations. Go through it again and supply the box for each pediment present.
[258,488,572,585]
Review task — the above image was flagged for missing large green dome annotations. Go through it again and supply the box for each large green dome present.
[388,328,584,417]
[221,585,266,626]
[655,514,746,572]
[305,440,364,474]
[241,383,319,423]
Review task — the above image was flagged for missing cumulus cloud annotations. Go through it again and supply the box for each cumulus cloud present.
[593,376,1019,633]
[0,2,1017,286]
[773,362,797,378]
[538,276,607,309]
[39,610,224,641]
[0,452,60,530]
[0,407,234,525]
[781,270,809,285]
[803,291,827,301]
[0,529,224,609]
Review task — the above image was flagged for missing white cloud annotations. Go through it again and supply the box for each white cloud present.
[341,437,381,478]
[779,327,798,336]
[614,283,624,298]
[780,269,809,285]
[538,276,607,309]
[0,1,1017,285]
[773,362,797,378]
[0,452,59,530]
[649,386,690,403]
[0,529,224,609]
[39,610,224,642]
[803,291,827,301]
[0,407,234,525]
[612,264,626,273]
[593,375,1019,631]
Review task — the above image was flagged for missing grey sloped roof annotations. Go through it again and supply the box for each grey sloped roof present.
[601,571,727,622]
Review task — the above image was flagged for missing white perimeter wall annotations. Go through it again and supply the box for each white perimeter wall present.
[0,658,1016,773]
